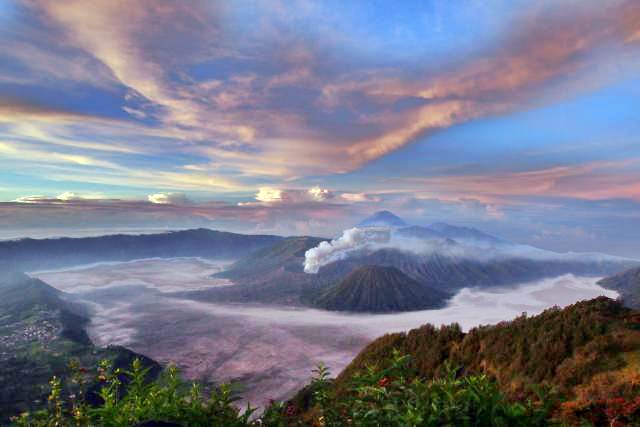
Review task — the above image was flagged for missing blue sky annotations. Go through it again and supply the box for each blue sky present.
[1,0,640,256]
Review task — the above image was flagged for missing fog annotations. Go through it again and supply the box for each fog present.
[33,258,617,406]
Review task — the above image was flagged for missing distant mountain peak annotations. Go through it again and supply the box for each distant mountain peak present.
[357,211,407,228]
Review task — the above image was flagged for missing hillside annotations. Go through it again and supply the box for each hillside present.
[215,236,324,281]
[0,228,282,271]
[323,247,634,292]
[187,236,336,305]
[599,266,640,309]
[313,265,449,312]
[10,296,640,426]
[0,272,160,422]
[334,297,640,416]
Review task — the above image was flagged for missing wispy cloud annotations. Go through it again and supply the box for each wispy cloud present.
[2,0,636,180]
[400,159,640,202]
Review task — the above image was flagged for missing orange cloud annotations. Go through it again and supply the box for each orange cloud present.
[405,160,640,202]
[9,0,640,181]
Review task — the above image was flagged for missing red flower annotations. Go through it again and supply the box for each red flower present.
[285,405,297,417]
[378,377,391,388]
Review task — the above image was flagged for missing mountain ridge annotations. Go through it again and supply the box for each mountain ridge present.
[0,272,161,422]
[0,228,282,271]
[598,266,640,309]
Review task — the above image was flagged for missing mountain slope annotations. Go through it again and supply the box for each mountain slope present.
[215,236,324,281]
[185,236,336,304]
[0,228,282,271]
[314,266,449,312]
[0,272,160,422]
[330,248,634,291]
[336,297,640,402]
[191,238,635,308]
[598,266,640,309]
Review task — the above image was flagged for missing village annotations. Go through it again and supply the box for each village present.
[0,310,61,361]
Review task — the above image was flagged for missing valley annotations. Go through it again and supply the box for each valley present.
[32,257,618,408]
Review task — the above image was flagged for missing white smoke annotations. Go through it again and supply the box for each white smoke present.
[304,227,391,273]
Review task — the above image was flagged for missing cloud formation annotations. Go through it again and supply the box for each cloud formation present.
[401,160,640,202]
[148,192,190,205]
[12,192,109,204]
[1,0,638,181]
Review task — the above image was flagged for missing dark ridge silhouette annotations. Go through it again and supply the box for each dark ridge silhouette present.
[0,228,282,271]
[599,266,640,309]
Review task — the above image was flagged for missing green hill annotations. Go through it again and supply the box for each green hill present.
[313,265,449,312]
[0,272,159,422]
[333,297,640,417]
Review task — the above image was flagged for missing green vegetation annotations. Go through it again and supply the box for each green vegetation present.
[13,354,555,427]
[313,266,449,313]
[11,298,640,426]
[0,272,160,423]
[4,265,640,425]
[335,297,640,425]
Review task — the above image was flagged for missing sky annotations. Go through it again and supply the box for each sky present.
[0,0,640,257]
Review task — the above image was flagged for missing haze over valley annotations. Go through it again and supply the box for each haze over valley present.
[30,226,621,406]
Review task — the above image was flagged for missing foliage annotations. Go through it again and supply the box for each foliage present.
[11,353,559,427]
[306,350,555,427]
[9,298,640,426]
[12,358,254,427]
[338,297,640,400]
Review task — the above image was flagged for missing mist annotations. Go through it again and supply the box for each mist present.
[32,258,617,406]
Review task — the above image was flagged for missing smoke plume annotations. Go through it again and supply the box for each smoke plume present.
[304,227,391,273]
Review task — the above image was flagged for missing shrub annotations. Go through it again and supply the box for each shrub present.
[306,350,555,427]
[10,352,603,427]
[12,358,254,427]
